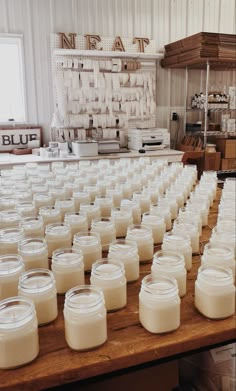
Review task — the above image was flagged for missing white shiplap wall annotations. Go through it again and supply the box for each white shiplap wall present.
[0,0,235,143]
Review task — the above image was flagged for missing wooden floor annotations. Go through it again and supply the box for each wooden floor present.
[1,187,235,390]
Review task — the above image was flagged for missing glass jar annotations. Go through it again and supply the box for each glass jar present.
[111,207,133,238]
[150,204,172,231]
[0,210,21,229]
[126,224,154,263]
[64,183,82,198]
[18,269,58,325]
[142,186,160,205]
[162,232,192,271]
[83,185,100,202]
[52,248,84,294]
[0,228,24,255]
[49,188,66,203]
[142,213,166,245]
[45,223,72,258]
[172,221,199,254]
[139,274,180,333]
[19,216,44,238]
[16,201,37,218]
[0,197,16,212]
[152,250,186,297]
[108,239,139,283]
[202,243,235,282]
[54,198,75,220]
[63,285,107,351]
[79,203,101,229]
[132,192,151,214]
[120,199,141,225]
[33,193,54,213]
[0,296,39,369]
[73,231,102,272]
[94,196,113,217]
[64,212,88,238]
[91,217,116,252]
[195,265,235,319]
[210,227,235,253]
[72,191,90,212]
[106,188,123,208]
[0,255,25,300]
[159,197,178,220]
[178,207,202,236]
[18,238,49,271]
[187,198,209,226]
[39,206,62,227]
[90,259,127,312]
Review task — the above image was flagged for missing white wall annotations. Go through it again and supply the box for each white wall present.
[0,0,235,143]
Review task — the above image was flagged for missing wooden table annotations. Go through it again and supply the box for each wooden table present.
[1,189,235,390]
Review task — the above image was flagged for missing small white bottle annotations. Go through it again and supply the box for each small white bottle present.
[0,228,24,256]
[64,285,107,351]
[150,204,172,231]
[201,243,235,282]
[79,203,101,229]
[64,213,88,237]
[91,259,127,312]
[0,210,21,229]
[72,191,91,212]
[162,232,192,271]
[108,239,139,283]
[152,250,187,297]
[94,196,113,217]
[73,231,102,272]
[126,224,154,263]
[111,207,133,238]
[45,223,72,258]
[54,198,75,220]
[20,216,45,238]
[120,199,141,225]
[18,269,58,326]
[132,192,151,214]
[52,248,84,294]
[195,265,235,319]
[142,213,166,244]
[39,206,62,227]
[91,217,116,252]
[0,255,25,300]
[18,238,49,270]
[139,274,180,333]
[0,296,39,369]
[16,201,37,218]
[172,220,200,254]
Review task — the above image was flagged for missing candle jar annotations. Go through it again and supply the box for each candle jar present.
[120,199,141,225]
[142,213,166,244]
[90,259,127,312]
[91,218,116,252]
[139,274,180,333]
[152,250,186,297]
[162,232,192,271]
[49,188,66,203]
[150,205,172,231]
[52,248,84,294]
[16,201,37,218]
[64,183,82,198]
[0,255,25,300]
[31,184,49,195]
[63,285,107,351]
[108,239,139,283]
[159,197,178,220]
[79,203,101,229]
[187,198,209,226]
[54,198,75,220]
[0,210,21,229]
[96,180,111,197]
[0,228,24,255]
[126,224,154,263]
[39,206,62,227]
[45,223,72,258]
[172,221,200,254]
[195,265,235,319]
[18,238,49,271]
[210,227,236,253]
[133,191,151,214]
[142,186,160,205]
[83,185,100,202]
[119,182,132,200]
[0,296,39,369]
[111,207,133,238]
[19,216,44,238]
[73,231,102,272]
[64,213,88,237]
[94,196,113,217]
[0,197,17,212]
[33,193,54,213]
[18,269,58,326]
[178,207,202,236]
[106,188,123,208]
[72,191,90,212]
[202,243,235,282]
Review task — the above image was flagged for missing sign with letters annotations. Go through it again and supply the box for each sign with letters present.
[0,127,42,151]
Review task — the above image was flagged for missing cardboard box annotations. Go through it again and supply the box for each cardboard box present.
[221,158,236,170]
[216,138,236,159]
[204,152,221,171]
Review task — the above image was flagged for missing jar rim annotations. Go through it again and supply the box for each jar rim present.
[73,231,100,245]
[91,259,125,280]
[0,254,24,275]
[153,250,185,267]
[18,237,47,253]
[203,243,233,258]
[19,268,55,293]
[52,247,83,265]
[198,265,234,285]
[141,274,178,296]
[65,285,104,311]
[45,223,70,235]
[0,296,35,328]
[0,228,24,242]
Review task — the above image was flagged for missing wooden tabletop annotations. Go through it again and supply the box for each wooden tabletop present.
[1,188,235,390]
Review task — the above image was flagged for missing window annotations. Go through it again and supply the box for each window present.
[0,35,27,123]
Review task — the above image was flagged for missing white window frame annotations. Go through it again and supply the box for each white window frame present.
[0,34,28,124]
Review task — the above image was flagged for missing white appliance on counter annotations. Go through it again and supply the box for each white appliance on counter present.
[72,140,98,157]
[128,128,170,151]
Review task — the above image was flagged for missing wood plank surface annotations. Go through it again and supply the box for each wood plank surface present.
[0,188,235,390]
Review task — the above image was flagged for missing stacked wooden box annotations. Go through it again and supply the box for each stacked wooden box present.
[161,32,236,69]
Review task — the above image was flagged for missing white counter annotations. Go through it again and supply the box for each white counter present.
[0,149,183,170]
